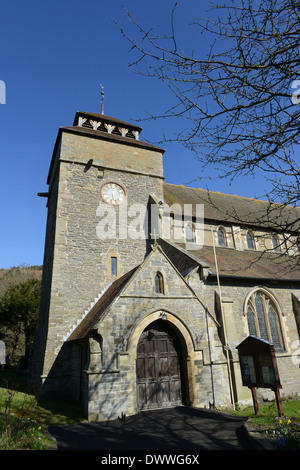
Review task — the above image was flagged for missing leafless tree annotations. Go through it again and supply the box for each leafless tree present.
[114,0,300,257]
[115,0,300,206]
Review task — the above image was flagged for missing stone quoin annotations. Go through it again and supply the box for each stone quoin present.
[29,109,300,421]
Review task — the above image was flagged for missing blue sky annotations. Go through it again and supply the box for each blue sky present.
[0,0,272,269]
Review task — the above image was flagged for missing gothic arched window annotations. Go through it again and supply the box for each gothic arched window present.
[185,223,195,243]
[155,272,164,294]
[217,227,227,247]
[245,289,284,351]
[271,235,280,252]
[246,231,255,250]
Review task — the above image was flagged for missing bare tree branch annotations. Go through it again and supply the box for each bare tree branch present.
[114,0,300,210]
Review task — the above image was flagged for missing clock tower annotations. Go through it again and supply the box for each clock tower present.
[100,181,127,206]
[31,110,165,395]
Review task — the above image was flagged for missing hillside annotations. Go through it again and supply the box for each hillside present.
[0,266,43,297]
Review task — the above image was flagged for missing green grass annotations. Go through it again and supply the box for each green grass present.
[229,400,300,429]
[225,399,300,449]
[0,367,85,450]
[1,366,300,450]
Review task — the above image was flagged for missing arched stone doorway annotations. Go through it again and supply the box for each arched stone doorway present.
[136,320,188,410]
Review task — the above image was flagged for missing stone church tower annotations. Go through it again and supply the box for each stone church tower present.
[30,108,300,421]
[30,111,165,396]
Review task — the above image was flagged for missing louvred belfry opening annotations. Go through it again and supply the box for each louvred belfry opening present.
[136,320,184,410]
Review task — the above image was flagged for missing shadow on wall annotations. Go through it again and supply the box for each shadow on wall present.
[39,340,133,422]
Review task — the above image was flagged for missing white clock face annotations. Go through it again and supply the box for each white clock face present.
[100,182,126,205]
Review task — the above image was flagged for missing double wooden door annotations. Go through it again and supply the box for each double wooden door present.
[136,321,183,410]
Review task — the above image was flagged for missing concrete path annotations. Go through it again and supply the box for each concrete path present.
[48,406,256,451]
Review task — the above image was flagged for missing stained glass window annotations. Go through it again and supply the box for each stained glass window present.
[268,305,282,349]
[247,307,256,336]
[246,290,284,351]
[255,294,269,342]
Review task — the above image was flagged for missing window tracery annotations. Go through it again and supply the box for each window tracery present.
[245,289,284,351]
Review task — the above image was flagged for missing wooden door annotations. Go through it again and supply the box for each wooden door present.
[136,321,183,410]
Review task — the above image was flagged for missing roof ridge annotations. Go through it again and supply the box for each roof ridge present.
[163,182,273,205]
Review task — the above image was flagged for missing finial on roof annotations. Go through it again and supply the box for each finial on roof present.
[100,83,104,115]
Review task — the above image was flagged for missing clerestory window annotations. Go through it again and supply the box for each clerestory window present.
[246,231,256,250]
[271,235,280,252]
[217,227,227,247]
[185,223,195,243]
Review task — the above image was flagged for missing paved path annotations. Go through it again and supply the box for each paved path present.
[48,406,256,451]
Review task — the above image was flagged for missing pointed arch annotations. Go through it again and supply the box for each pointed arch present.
[271,235,280,252]
[155,271,165,294]
[185,222,196,243]
[246,230,256,250]
[217,226,227,247]
[126,310,199,411]
[244,287,285,351]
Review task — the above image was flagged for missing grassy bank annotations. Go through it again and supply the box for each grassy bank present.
[225,399,300,449]
[0,367,85,450]
[1,366,299,450]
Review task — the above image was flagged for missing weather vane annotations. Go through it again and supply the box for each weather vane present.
[100,84,104,115]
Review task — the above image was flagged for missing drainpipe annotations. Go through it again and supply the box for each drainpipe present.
[211,228,235,410]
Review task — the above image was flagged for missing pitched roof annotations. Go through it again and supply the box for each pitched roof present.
[65,267,138,342]
[47,113,165,184]
[175,243,300,281]
[73,112,143,133]
[163,182,300,232]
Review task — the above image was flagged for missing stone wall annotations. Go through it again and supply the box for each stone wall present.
[32,129,164,396]
[189,272,300,404]
[77,248,231,421]
[66,245,300,421]
[30,116,300,419]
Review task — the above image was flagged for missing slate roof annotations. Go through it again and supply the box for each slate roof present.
[161,183,300,280]
[174,243,300,281]
[65,242,300,345]
[66,267,138,342]
[163,182,300,232]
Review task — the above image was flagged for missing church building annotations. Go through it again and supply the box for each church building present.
[29,109,300,421]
